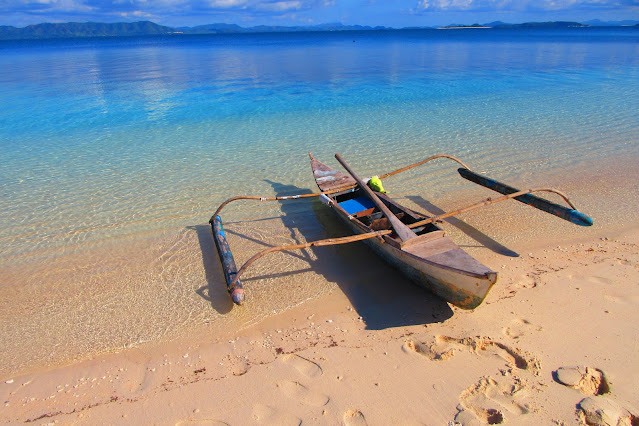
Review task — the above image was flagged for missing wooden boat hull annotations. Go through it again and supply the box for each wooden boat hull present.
[335,212,493,309]
[310,154,497,310]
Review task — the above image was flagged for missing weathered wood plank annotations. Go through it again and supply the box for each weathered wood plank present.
[211,215,245,305]
[458,168,593,226]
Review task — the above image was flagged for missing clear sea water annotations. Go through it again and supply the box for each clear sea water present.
[1,28,638,377]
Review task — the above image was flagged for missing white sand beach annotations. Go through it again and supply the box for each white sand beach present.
[2,157,639,425]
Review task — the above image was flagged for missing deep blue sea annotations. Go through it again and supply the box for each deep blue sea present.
[1,28,638,376]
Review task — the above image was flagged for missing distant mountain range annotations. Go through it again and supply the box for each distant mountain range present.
[0,19,637,40]
[179,22,388,34]
[0,21,174,40]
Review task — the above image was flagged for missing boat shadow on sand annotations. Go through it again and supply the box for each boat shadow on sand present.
[193,179,457,330]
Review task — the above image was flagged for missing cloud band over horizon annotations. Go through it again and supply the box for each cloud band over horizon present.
[1,0,637,28]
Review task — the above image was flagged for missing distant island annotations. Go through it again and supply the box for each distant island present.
[0,19,637,40]
[438,24,491,29]
[439,21,589,29]
[494,21,589,28]
[0,21,175,40]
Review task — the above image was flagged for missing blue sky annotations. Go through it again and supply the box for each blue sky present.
[1,0,637,28]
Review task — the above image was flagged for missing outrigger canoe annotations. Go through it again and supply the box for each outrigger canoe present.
[310,153,497,310]
[210,152,592,310]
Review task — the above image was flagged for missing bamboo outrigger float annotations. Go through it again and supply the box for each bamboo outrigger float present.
[209,153,592,310]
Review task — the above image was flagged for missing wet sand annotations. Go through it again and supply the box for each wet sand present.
[2,155,639,424]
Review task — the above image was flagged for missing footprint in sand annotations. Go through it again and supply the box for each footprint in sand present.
[252,403,301,426]
[502,319,543,339]
[175,421,229,426]
[586,275,616,285]
[402,338,455,361]
[281,354,323,378]
[510,275,537,291]
[277,380,329,407]
[604,293,639,305]
[343,409,368,426]
[251,355,325,422]
[455,377,531,425]
[577,396,639,426]
[403,336,536,372]
[604,294,626,304]
[553,366,609,396]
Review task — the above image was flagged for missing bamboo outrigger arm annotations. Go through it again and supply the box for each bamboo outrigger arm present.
[211,212,390,305]
[210,190,345,305]
[379,154,472,179]
[227,230,391,292]
[211,191,340,222]
[458,168,593,227]
[407,187,588,229]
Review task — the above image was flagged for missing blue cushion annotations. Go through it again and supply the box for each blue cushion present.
[338,196,375,215]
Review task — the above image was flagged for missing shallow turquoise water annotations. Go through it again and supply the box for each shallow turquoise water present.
[2,30,638,259]
[1,28,638,376]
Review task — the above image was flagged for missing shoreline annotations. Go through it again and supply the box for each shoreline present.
[2,223,638,424]
[2,152,639,380]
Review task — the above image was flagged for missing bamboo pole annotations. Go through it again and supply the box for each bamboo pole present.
[211,191,340,222]
[379,154,472,179]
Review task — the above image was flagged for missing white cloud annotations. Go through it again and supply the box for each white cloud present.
[414,0,511,11]
[412,0,634,11]
[256,1,302,11]
[208,0,248,8]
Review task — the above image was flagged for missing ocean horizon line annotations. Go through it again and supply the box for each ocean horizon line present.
[1,19,638,41]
